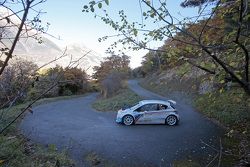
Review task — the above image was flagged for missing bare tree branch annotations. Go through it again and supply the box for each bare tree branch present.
[0,0,32,75]
[206,153,219,167]
[218,138,222,167]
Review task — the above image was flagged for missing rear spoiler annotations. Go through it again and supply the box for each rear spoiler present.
[168,100,176,105]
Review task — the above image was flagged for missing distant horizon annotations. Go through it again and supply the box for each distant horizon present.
[2,0,201,69]
[37,0,200,69]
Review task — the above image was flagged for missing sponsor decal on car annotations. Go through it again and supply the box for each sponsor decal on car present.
[134,114,143,123]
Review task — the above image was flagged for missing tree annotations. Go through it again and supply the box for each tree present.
[29,65,63,98]
[0,58,37,106]
[93,54,131,97]
[30,66,89,98]
[141,51,162,74]
[93,54,130,81]
[0,0,48,75]
[61,67,89,95]
[83,0,250,95]
[101,71,125,98]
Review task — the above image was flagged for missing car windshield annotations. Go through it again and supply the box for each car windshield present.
[131,103,140,110]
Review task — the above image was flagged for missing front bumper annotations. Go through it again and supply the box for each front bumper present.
[116,117,122,123]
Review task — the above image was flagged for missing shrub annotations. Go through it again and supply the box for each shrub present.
[62,89,73,96]
[93,89,141,111]
[100,72,127,98]
[0,58,37,106]
[195,89,250,131]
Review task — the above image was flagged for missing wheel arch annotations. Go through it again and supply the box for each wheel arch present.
[165,114,178,125]
[122,114,135,125]
[122,114,135,121]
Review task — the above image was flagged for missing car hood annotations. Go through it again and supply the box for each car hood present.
[118,108,131,114]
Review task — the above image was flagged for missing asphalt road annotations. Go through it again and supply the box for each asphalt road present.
[20,80,224,167]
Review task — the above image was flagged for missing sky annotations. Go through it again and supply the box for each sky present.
[24,0,199,68]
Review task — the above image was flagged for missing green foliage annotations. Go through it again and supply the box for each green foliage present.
[62,67,89,94]
[1,61,89,107]
[101,72,128,98]
[29,65,89,100]
[195,89,250,131]
[0,136,74,167]
[0,102,32,134]
[132,66,146,78]
[82,0,109,13]
[88,80,100,92]
[0,58,38,106]
[84,151,117,167]
[140,69,199,102]
[93,54,131,98]
[84,152,101,166]
[92,89,141,111]
[0,135,74,167]
[141,51,161,74]
[61,89,73,96]
[92,54,131,81]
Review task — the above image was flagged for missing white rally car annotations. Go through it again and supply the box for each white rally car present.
[116,100,179,126]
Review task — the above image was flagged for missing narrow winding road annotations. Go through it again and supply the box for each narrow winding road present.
[20,80,224,167]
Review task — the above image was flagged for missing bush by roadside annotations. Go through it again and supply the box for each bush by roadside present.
[100,71,128,98]
[92,89,141,112]
[195,89,250,134]
[0,136,74,167]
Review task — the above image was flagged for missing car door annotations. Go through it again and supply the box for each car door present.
[134,104,159,124]
[156,104,169,124]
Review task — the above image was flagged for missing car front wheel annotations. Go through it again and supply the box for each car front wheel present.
[123,115,134,126]
[166,115,178,126]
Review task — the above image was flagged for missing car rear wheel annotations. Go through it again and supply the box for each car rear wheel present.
[123,115,134,126]
[166,115,177,126]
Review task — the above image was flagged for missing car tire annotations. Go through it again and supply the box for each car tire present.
[166,115,178,126]
[123,115,134,126]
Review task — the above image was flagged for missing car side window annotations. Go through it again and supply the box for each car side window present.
[148,104,158,111]
[158,104,168,110]
[135,104,158,112]
[135,105,147,112]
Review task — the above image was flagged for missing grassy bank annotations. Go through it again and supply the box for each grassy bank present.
[0,95,87,167]
[139,76,194,104]
[195,89,250,135]
[92,89,141,111]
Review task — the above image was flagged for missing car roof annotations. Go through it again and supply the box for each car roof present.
[139,100,174,105]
